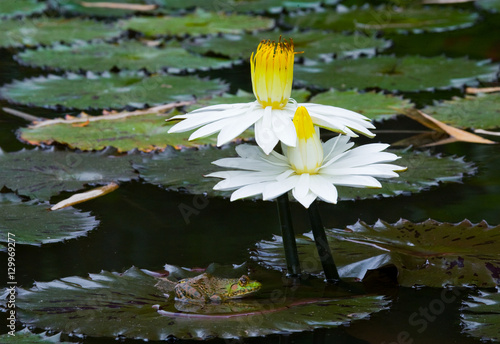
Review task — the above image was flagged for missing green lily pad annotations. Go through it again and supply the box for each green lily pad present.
[50,0,154,18]
[309,89,414,121]
[284,6,479,33]
[462,290,500,342]
[476,0,500,12]
[151,0,327,13]
[184,89,311,112]
[18,112,229,152]
[0,0,47,19]
[423,93,500,130]
[253,219,500,287]
[0,148,139,201]
[184,31,390,60]
[0,72,228,110]
[10,266,388,340]
[0,17,122,48]
[0,329,70,343]
[134,146,475,200]
[0,193,99,248]
[295,56,499,92]
[120,10,275,37]
[15,40,234,73]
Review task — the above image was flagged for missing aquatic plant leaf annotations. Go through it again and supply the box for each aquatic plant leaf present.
[0,0,47,19]
[0,148,139,201]
[462,290,500,342]
[476,0,500,12]
[0,329,69,343]
[135,146,475,200]
[284,6,478,33]
[0,193,99,248]
[120,10,275,37]
[16,41,234,73]
[253,219,500,287]
[184,89,310,112]
[152,0,326,13]
[50,0,155,18]
[309,89,414,121]
[0,72,228,110]
[422,93,500,130]
[10,266,388,340]
[295,56,499,92]
[184,31,389,60]
[18,110,241,152]
[0,17,122,48]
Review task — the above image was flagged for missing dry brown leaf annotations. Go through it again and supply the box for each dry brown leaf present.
[50,182,119,211]
[80,1,157,11]
[466,86,500,94]
[402,109,496,146]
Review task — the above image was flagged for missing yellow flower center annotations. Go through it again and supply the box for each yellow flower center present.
[287,106,324,174]
[250,38,296,110]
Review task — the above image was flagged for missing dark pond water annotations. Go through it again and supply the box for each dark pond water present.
[1,2,500,344]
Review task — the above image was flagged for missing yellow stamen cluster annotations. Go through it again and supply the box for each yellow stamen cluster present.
[250,38,296,110]
[288,106,324,174]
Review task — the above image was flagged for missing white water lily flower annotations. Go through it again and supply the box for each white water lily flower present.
[206,106,405,208]
[168,38,376,154]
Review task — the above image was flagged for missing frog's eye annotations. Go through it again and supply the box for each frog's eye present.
[239,275,249,286]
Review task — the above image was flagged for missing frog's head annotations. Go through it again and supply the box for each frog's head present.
[226,275,262,299]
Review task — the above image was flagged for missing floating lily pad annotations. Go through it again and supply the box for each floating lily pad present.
[462,290,500,342]
[309,89,413,121]
[0,329,69,343]
[0,0,47,19]
[135,146,475,200]
[19,112,227,152]
[295,56,499,92]
[15,41,234,73]
[284,6,479,33]
[0,17,122,48]
[10,266,388,340]
[253,219,500,287]
[152,0,327,13]
[50,0,154,18]
[184,89,311,112]
[184,31,390,60]
[476,0,500,12]
[0,148,139,201]
[0,193,99,248]
[423,93,500,130]
[120,10,275,37]
[0,72,228,110]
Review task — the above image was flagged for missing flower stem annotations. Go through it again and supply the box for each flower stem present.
[277,194,301,276]
[308,201,340,283]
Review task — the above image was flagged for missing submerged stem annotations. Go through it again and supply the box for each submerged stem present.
[308,201,340,283]
[276,194,301,277]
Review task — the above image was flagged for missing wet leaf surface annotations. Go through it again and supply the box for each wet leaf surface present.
[284,6,479,33]
[120,10,275,37]
[151,0,330,12]
[0,329,69,343]
[476,0,500,12]
[422,93,500,130]
[0,0,47,18]
[50,0,155,18]
[295,56,499,92]
[0,148,139,201]
[0,17,122,48]
[253,219,500,287]
[8,266,389,340]
[461,290,500,342]
[309,89,414,121]
[0,72,228,110]
[184,31,389,60]
[16,41,234,73]
[0,193,99,248]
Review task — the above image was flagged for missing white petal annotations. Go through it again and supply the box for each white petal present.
[255,107,279,154]
[189,119,228,140]
[262,175,299,200]
[217,106,264,146]
[325,175,382,188]
[309,175,338,204]
[292,189,317,208]
[294,173,311,199]
[271,110,297,147]
[230,183,267,201]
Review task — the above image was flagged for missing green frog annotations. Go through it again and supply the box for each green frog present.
[155,273,262,303]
